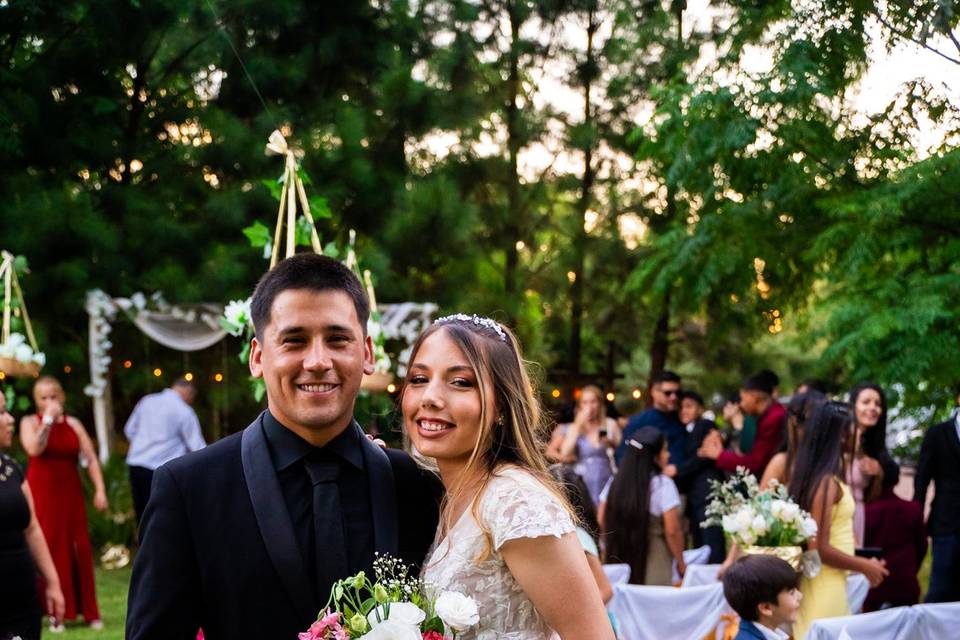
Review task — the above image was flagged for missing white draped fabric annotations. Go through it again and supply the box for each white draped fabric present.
[606,562,874,639]
[806,602,960,640]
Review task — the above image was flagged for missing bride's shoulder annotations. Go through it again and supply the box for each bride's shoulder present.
[477,465,574,550]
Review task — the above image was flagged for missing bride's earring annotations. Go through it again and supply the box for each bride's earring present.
[495,415,505,428]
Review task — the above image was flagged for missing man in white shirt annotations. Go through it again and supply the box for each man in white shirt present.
[125,378,206,525]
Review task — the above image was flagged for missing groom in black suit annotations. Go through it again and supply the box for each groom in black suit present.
[127,254,441,639]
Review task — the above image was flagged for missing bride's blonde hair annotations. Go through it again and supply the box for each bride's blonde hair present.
[401,316,572,561]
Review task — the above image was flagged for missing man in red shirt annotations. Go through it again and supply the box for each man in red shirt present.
[698,373,787,476]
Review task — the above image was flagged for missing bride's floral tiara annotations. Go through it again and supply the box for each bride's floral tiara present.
[433,313,507,342]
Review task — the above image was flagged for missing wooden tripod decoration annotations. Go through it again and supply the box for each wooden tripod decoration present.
[264,130,323,268]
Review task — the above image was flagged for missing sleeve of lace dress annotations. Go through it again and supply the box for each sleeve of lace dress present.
[481,469,575,551]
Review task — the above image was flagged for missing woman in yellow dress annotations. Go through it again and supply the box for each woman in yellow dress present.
[788,401,890,639]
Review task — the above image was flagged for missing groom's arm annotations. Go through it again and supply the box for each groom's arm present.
[126,464,202,640]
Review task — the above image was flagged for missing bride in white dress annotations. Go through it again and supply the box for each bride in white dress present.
[401,314,614,640]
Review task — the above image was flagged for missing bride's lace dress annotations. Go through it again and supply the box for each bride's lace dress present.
[421,466,575,640]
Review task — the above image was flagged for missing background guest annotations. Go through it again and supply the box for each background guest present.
[124,377,206,525]
[761,390,826,489]
[616,370,683,474]
[848,382,900,546]
[675,389,725,563]
[699,373,786,477]
[788,401,888,638]
[546,384,620,505]
[600,426,685,585]
[1,392,65,640]
[19,376,106,631]
[914,388,960,603]
[863,467,926,612]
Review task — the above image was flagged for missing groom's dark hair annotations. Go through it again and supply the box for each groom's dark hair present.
[250,252,370,339]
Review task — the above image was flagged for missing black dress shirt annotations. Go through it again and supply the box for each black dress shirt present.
[262,411,375,597]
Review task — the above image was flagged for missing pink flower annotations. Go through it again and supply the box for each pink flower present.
[298,611,344,640]
[422,632,445,640]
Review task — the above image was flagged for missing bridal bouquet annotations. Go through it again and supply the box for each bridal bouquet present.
[703,467,819,574]
[299,554,479,640]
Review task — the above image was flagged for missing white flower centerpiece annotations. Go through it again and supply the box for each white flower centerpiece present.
[703,467,820,575]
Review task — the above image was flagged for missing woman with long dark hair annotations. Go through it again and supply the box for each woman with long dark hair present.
[847,382,900,546]
[599,426,684,585]
[789,401,889,638]
[761,390,826,489]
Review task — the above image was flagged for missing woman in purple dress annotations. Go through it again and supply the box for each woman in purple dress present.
[546,385,621,505]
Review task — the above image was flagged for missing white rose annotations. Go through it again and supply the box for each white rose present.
[751,514,768,536]
[435,591,480,632]
[223,298,251,336]
[722,514,738,534]
[740,529,757,545]
[734,507,754,532]
[362,619,421,640]
[781,502,800,521]
[7,333,25,348]
[32,352,46,367]
[367,602,426,628]
[0,342,13,358]
[801,516,818,538]
[770,500,786,519]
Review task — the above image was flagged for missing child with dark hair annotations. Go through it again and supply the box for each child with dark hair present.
[863,467,926,611]
[599,426,685,585]
[722,555,802,640]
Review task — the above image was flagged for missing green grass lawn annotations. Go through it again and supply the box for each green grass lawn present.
[42,566,130,640]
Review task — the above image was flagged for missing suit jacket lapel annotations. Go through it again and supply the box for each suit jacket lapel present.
[241,415,314,618]
[356,422,399,556]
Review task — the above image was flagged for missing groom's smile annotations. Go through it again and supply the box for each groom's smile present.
[249,288,374,447]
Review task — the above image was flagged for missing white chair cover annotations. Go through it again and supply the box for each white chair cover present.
[912,602,960,639]
[607,582,733,640]
[603,563,631,586]
[805,602,960,640]
[673,545,712,583]
[682,563,720,588]
[845,573,869,614]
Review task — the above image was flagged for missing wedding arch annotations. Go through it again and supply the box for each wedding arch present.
[84,288,435,463]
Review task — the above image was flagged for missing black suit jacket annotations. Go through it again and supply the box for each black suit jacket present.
[914,417,960,536]
[675,418,722,508]
[126,413,441,640]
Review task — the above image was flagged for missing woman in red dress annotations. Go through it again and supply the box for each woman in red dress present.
[19,376,108,631]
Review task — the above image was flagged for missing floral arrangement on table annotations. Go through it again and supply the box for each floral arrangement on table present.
[703,467,819,575]
[299,554,479,640]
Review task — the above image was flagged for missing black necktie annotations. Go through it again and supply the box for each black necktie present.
[303,456,348,601]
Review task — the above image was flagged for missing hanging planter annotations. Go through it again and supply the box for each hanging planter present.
[0,251,44,379]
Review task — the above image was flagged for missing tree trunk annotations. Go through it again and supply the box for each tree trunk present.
[504,0,522,311]
[570,6,597,376]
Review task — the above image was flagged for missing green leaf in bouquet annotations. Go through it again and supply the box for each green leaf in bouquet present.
[238,341,251,364]
[296,166,313,186]
[12,255,28,274]
[422,616,445,633]
[360,597,377,616]
[242,220,272,248]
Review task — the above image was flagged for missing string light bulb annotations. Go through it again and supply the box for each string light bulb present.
[153,368,162,377]
[606,392,615,402]
[214,373,223,382]
[184,372,194,382]
[632,389,642,400]
[386,383,397,394]
[550,389,561,399]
